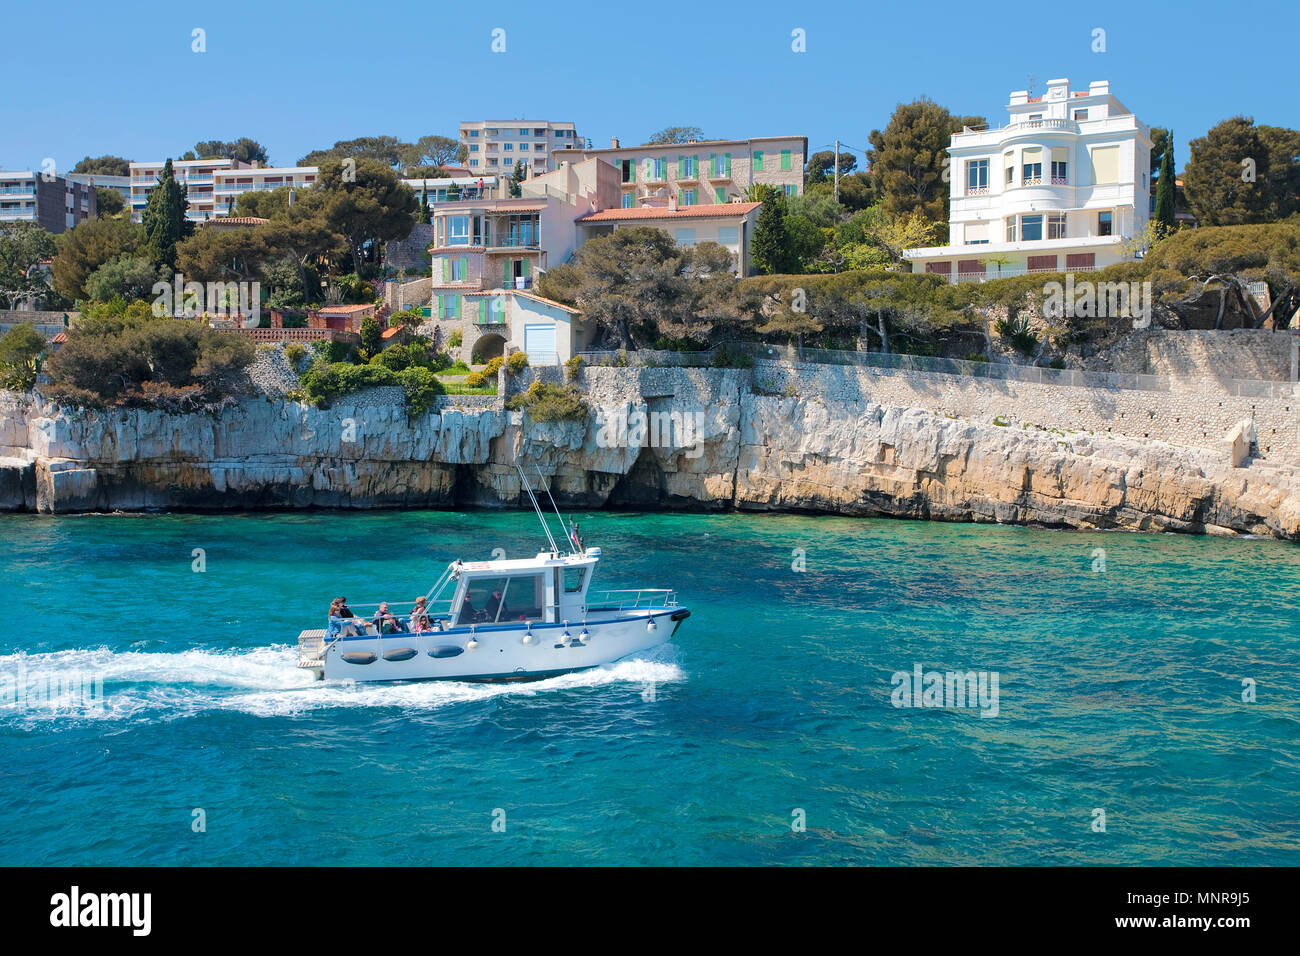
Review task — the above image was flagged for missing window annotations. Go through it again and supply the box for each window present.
[680,188,697,206]
[469,159,479,167]
[1098,211,1113,236]
[1048,214,1066,239]
[503,143,513,151]
[715,187,727,203]
[534,128,545,136]
[679,154,698,178]
[620,159,634,183]
[754,151,764,171]
[621,192,635,209]
[450,256,468,281]
[487,128,499,135]
[456,573,547,625]
[519,143,529,151]
[674,228,696,245]
[1021,215,1043,241]
[1006,217,1017,242]
[1051,160,1067,184]
[783,184,796,196]
[518,129,528,136]
[780,149,792,171]
[447,215,470,245]
[441,294,460,320]
[469,144,479,152]
[716,225,739,246]
[468,130,480,137]
[646,157,666,180]
[1073,109,1089,121]
[563,568,586,593]
[1022,148,1043,185]
[966,159,989,193]
[1090,145,1119,184]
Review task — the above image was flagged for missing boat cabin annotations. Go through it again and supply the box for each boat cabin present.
[449,550,599,627]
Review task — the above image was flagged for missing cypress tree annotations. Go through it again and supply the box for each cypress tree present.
[1154,132,1176,231]
[142,158,192,269]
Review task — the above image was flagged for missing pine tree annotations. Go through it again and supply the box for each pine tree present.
[1154,132,1176,232]
[142,158,192,269]
[420,183,430,224]
[747,184,796,275]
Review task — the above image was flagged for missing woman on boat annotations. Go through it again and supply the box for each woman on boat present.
[410,597,431,634]
[328,597,360,638]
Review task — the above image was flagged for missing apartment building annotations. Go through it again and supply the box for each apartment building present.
[65,173,131,202]
[129,159,317,221]
[0,170,97,233]
[212,165,317,216]
[458,120,582,178]
[560,135,806,207]
[903,78,1152,280]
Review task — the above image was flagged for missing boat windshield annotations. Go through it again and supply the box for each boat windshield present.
[455,573,547,626]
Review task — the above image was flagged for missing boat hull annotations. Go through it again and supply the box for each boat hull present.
[317,608,687,683]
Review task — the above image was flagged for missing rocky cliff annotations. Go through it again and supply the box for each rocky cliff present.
[3,366,1299,540]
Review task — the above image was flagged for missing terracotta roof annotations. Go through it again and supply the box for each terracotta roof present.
[576,201,761,223]
[459,290,581,315]
[317,303,374,314]
[51,332,67,344]
[380,324,406,339]
[199,216,269,226]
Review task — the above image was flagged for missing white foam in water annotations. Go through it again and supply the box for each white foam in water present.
[0,644,684,726]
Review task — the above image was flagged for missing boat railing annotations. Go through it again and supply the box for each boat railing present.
[586,588,677,609]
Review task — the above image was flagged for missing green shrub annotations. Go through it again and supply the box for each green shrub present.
[994,317,1039,356]
[42,315,255,408]
[447,329,462,348]
[504,381,587,422]
[483,356,503,376]
[710,343,754,368]
[464,371,486,387]
[285,343,306,366]
[0,323,47,391]
[506,351,529,374]
[371,345,415,372]
[1048,357,1066,370]
[300,360,399,407]
[398,365,445,415]
[443,359,471,375]
[564,355,583,381]
[314,338,356,364]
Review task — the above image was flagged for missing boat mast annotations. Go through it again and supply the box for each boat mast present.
[534,464,577,555]
[516,464,560,554]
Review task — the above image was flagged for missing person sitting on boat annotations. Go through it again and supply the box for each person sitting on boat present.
[410,597,431,634]
[373,602,403,634]
[487,588,506,621]
[328,597,360,637]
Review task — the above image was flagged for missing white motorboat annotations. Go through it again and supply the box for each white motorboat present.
[296,471,689,683]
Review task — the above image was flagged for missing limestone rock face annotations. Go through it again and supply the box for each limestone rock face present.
[2,371,1299,541]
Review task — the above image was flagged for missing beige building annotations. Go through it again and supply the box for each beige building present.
[459,120,582,179]
[558,135,806,208]
[130,159,317,222]
[575,199,762,274]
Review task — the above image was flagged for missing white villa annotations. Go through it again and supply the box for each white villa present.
[903,78,1152,281]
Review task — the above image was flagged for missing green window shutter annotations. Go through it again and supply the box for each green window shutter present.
[781,149,791,171]
[452,295,461,318]
[522,258,531,277]
[676,155,682,179]
[724,153,731,176]
[459,256,468,280]
[631,160,636,182]
[504,260,511,287]
[754,151,763,171]
[435,295,443,315]
[715,187,725,203]
[478,299,486,322]
[710,154,717,176]
[693,154,699,176]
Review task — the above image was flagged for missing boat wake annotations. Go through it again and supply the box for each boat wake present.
[0,644,684,727]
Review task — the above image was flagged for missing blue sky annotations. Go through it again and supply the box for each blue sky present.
[3,0,1296,175]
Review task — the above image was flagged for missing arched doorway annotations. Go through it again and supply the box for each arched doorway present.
[471,332,506,364]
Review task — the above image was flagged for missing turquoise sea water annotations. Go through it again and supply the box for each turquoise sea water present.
[1,509,1298,866]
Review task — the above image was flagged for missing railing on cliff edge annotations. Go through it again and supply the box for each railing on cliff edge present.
[576,344,1300,399]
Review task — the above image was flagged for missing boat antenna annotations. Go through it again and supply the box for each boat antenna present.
[516,463,559,553]
[534,464,575,555]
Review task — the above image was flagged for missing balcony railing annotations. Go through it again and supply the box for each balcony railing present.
[1012,118,1078,132]
[0,187,36,197]
[1022,176,1044,187]
[1051,176,1068,185]
[965,185,989,196]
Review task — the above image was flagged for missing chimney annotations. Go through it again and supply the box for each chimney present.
[611,137,620,149]
[668,192,678,212]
